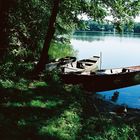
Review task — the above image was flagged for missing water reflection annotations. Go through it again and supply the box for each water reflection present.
[97,85,140,109]
[73,31,140,42]
[111,91,119,102]
[73,35,104,42]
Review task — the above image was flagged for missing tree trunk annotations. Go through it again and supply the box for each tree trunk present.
[33,0,61,75]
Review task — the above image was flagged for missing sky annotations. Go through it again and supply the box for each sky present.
[135,16,140,22]
[78,14,140,22]
[105,15,140,22]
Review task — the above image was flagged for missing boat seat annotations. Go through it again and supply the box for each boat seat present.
[79,59,97,63]
[76,62,84,69]
[122,68,130,73]
[90,71,95,75]
[84,62,94,66]
[122,68,127,72]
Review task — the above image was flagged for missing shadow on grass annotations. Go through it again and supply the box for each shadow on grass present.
[0,85,76,140]
[0,84,140,140]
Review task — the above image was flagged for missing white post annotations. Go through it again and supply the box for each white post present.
[100,52,102,70]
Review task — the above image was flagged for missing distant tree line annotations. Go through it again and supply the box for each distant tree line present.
[77,20,140,33]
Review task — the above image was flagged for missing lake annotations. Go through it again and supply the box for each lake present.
[71,31,140,109]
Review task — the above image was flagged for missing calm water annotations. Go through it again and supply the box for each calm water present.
[71,31,140,109]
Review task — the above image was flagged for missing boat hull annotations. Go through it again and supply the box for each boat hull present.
[61,71,140,92]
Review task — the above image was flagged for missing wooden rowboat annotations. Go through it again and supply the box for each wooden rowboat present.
[61,65,140,92]
[46,56,100,72]
[61,56,100,73]
[45,56,76,71]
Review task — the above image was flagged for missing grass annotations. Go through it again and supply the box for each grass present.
[39,103,82,140]
[0,75,140,140]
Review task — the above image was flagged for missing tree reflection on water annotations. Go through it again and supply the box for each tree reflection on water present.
[111,91,119,102]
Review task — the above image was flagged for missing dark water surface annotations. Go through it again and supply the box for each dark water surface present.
[71,31,140,109]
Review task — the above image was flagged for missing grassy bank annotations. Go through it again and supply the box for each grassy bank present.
[0,71,140,140]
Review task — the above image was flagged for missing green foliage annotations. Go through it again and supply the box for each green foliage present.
[7,0,51,62]
[14,78,29,90]
[103,125,137,140]
[0,78,29,90]
[134,22,140,33]
[77,20,140,33]
[49,42,77,60]
[31,81,47,87]
[0,60,34,79]
[80,115,140,140]
[30,99,63,109]
[0,79,14,88]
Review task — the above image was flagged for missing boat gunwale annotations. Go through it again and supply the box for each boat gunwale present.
[62,65,140,76]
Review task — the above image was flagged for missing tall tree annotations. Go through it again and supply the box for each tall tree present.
[33,0,61,75]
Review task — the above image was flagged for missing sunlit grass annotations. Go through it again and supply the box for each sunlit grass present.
[39,103,82,140]
[3,96,64,109]
[84,125,138,140]
[30,99,63,109]
[103,125,137,140]
[30,81,48,88]
[81,116,140,140]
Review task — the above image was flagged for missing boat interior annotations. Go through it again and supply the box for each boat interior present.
[96,67,140,75]
[75,66,140,76]
[61,56,99,73]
